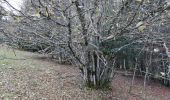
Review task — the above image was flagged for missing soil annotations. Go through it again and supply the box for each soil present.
[0,45,170,100]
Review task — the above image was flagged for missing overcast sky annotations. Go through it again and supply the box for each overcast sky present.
[1,0,24,14]
[1,0,170,14]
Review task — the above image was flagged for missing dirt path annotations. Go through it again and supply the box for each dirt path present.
[0,45,170,100]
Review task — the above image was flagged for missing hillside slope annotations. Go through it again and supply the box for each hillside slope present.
[0,45,170,100]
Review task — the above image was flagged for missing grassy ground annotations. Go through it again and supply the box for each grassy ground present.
[0,45,113,100]
[0,45,170,100]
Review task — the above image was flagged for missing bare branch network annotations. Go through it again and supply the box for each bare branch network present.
[0,0,170,88]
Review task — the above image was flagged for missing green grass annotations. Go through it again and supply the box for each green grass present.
[0,47,28,70]
[0,48,16,67]
[0,46,43,72]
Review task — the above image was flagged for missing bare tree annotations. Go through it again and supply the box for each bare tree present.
[1,0,170,88]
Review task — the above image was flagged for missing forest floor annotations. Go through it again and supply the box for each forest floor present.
[0,44,170,100]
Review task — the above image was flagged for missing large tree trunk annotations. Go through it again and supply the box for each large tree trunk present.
[72,0,115,88]
[83,50,114,88]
